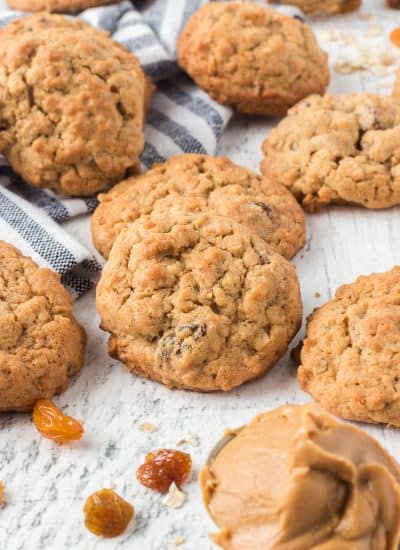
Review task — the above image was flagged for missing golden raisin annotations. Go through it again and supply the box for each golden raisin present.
[84,489,134,538]
[33,399,83,443]
[390,28,400,47]
[137,449,192,493]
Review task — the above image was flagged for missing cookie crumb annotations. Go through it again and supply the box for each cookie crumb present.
[319,30,339,42]
[359,12,372,20]
[138,422,158,433]
[163,483,187,509]
[176,432,200,447]
[314,292,321,298]
[364,25,383,37]
[334,59,366,75]
[174,535,185,546]
[380,54,396,67]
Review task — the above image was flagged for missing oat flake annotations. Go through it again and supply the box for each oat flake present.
[138,422,158,433]
[163,483,187,509]
[176,432,200,447]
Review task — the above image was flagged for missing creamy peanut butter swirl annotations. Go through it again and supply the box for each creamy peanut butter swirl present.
[200,403,400,550]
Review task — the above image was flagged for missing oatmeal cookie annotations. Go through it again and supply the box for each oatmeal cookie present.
[177,2,329,116]
[91,154,306,260]
[267,0,361,15]
[0,241,86,412]
[261,93,400,211]
[298,267,400,426]
[96,211,302,392]
[7,0,119,12]
[0,14,151,196]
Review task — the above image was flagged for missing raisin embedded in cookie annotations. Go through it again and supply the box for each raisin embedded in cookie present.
[7,0,119,13]
[298,267,400,426]
[91,154,306,260]
[0,241,86,412]
[261,93,400,212]
[177,2,329,116]
[266,0,361,14]
[96,211,302,392]
[0,14,152,197]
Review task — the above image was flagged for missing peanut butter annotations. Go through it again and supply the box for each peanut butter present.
[200,403,400,550]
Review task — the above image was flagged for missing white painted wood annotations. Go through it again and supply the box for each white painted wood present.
[0,1,399,548]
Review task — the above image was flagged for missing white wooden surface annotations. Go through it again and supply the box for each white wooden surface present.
[1,1,400,549]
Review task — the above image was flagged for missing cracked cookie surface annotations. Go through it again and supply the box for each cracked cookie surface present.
[261,93,400,211]
[91,154,306,260]
[7,0,119,12]
[299,267,400,426]
[177,2,329,116]
[0,14,150,196]
[96,210,302,392]
[267,0,361,14]
[0,241,86,412]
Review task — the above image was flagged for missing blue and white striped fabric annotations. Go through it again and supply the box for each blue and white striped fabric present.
[0,0,233,298]
[0,162,102,298]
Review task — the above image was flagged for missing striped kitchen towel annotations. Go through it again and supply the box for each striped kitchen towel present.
[0,0,233,297]
[0,163,102,298]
